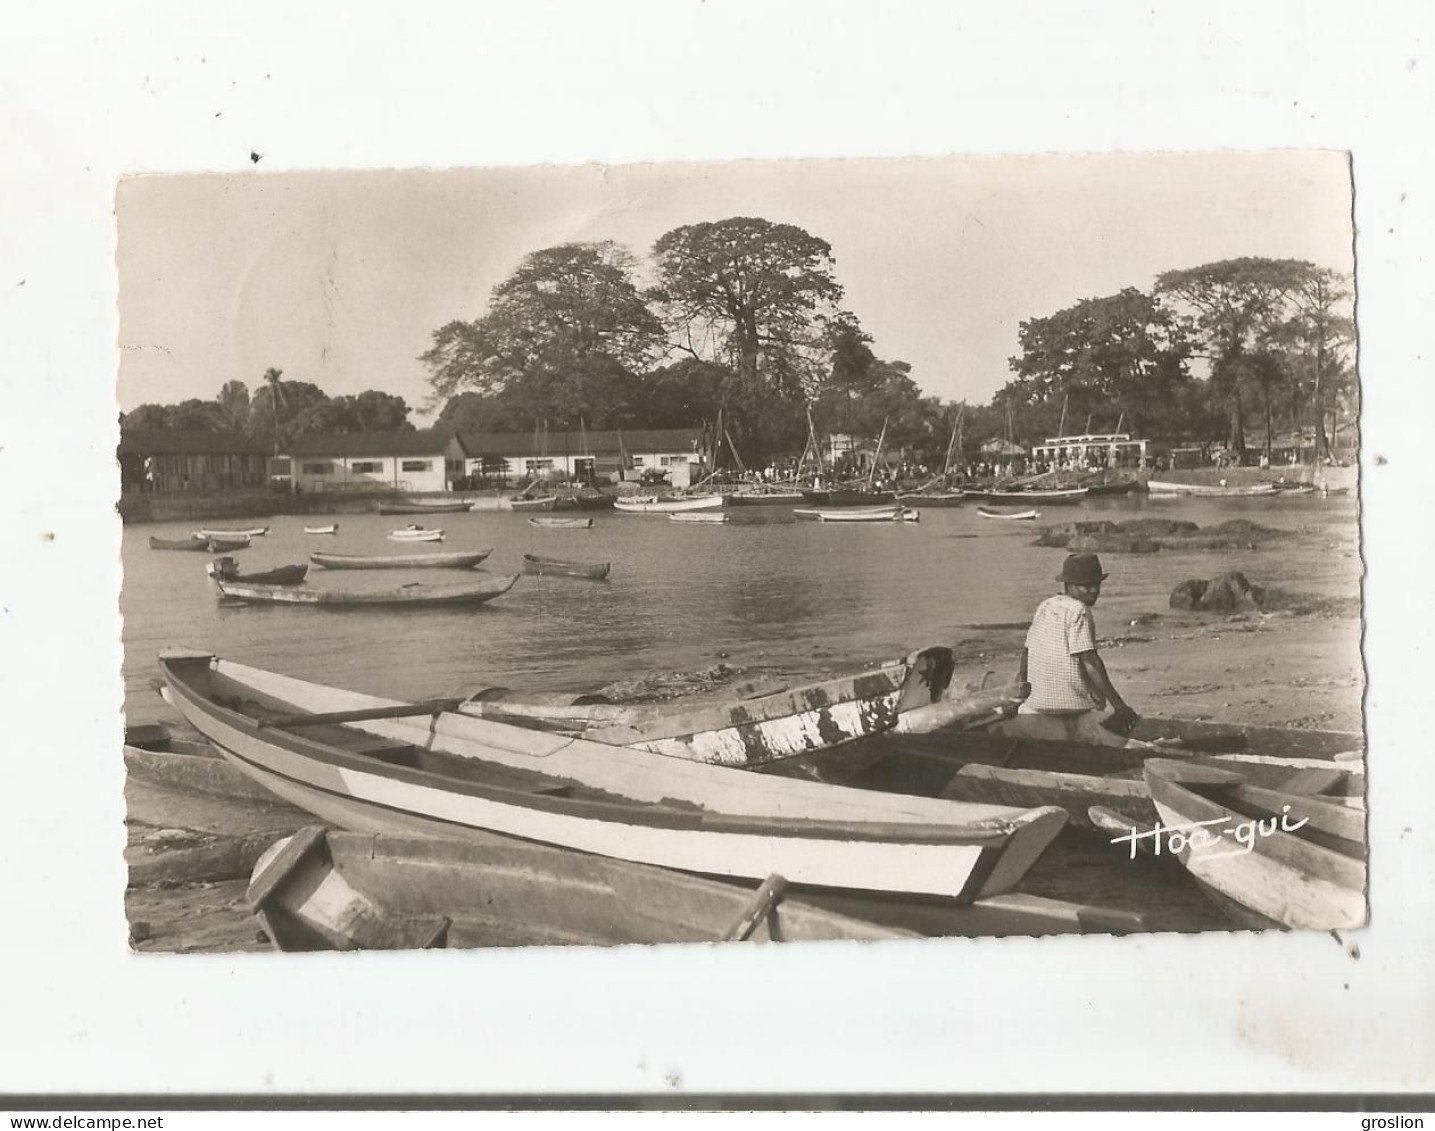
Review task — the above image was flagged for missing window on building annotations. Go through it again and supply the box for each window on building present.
[660,455,688,467]
[632,456,646,467]
[269,458,291,476]
[525,458,554,472]
[401,460,431,472]
[351,461,383,473]
[302,462,331,475]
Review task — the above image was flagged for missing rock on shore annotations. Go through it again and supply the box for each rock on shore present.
[1038,518,1290,553]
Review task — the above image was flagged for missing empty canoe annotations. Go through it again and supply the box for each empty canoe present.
[613,494,725,514]
[388,528,445,542]
[249,827,917,950]
[310,550,493,570]
[196,526,270,538]
[670,512,730,524]
[521,554,611,580]
[303,524,339,535]
[528,516,594,529]
[976,507,1040,521]
[157,649,1067,901]
[377,501,475,515]
[212,575,518,607]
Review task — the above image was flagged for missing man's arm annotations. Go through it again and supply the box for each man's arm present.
[1016,647,1030,699]
[1076,650,1137,728]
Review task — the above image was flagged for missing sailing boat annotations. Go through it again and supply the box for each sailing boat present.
[719,413,802,506]
[509,421,560,511]
[566,419,614,510]
[897,408,967,506]
[800,414,896,507]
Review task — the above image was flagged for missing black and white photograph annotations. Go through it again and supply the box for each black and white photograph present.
[114,153,1364,953]
[5,0,1434,1105]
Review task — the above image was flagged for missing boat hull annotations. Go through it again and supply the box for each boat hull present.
[976,507,1039,520]
[965,488,1088,505]
[213,575,518,606]
[528,517,594,529]
[1147,481,1279,497]
[310,550,492,570]
[377,502,474,515]
[799,489,896,507]
[613,494,725,514]
[723,490,807,506]
[521,554,611,580]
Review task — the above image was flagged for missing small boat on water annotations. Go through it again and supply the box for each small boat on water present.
[568,488,616,511]
[798,488,897,507]
[156,649,1067,901]
[794,506,917,523]
[206,557,309,586]
[1142,759,1367,930]
[528,516,594,529]
[670,512,730,524]
[310,549,492,570]
[377,500,474,515]
[723,488,807,506]
[1147,480,1279,497]
[508,494,558,512]
[895,491,965,507]
[520,553,611,580]
[248,827,916,950]
[613,494,725,514]
[196,526,269,539]
[150,534,252,552]
[303,524,339,535]
[965,487,1089,506]
[212,574,518,607]
[388,526,445,542]
[976,506,1040,521]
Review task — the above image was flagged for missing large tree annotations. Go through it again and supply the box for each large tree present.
[649,217,845,402]
[1003,287,1192,440]
[216,380,251,434]
[421,241,667,426]
[248,377,327,449]
[1155,258,1316,454]
[1277,267,1356,459]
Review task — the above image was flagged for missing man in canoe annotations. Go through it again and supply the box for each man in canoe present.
[1012,552,1139,745]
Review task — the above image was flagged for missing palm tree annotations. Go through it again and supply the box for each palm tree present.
[262,367,287,457]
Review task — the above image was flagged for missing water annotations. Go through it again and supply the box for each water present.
[120,493,1361,725]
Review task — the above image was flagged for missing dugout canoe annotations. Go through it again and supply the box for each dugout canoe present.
[1146,480,1280,497]
[520,553,611,580]
[156,649,1067,901]
[976,506,1040,521]
[793,506,917,523]
[212,574,518,607]
[206,558,309,586]
[964,487,1088,505]
[1142,759,1367,930]
[528,516,594,529]
[670,511,730,524]
[149,534,251,552]
[377,501,474,515]
[309,549,493,570]
[124,723,287,804]
[196,526,270,538]
[248,826,917,950]
[388,527,445,542]
[303,524,339,535]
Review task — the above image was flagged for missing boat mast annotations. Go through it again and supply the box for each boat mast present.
[866,416,889,491]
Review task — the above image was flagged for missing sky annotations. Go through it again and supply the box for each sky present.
[116,151,1355,425]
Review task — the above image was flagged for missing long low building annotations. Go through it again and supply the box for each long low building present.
[118,430,272,494]
[452,428,708,488]
[276,431,452,494]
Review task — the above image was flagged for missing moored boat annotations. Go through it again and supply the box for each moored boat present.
[723,488,807,506]
[212,574,518,607]
[976,506,1040,521]
[529,516,594,529]
[798,488,897,507]
[310,549,492,570]
[520,553,611,580]
[613,494,725,514]
[964,487,1088,505]
[196,526,270,538]
[670,512,730,524]
[248,826,917,949]
[895,491,965,507]
[149,534,217,552]
[1146,480,1279,497]
[303,524,339,535]
[377,500,474,515]
[156,649,1068,901]
[388,526,445,542]
[206,558,309,586]
[569,488,616,511]
[1142,759,1367,929]
[794,506,917,523]
[508,494,558,512]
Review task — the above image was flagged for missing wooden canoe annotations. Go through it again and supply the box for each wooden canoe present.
[1142,759,1367,929]
[508,495,558,512]
[377,501,474,515]
[798,489,897,507]
[794,506,917,523]
[157,649,1067,900]
[387,527,444,542]
[863,712,1364,830]
[1146,480,1279,497]
[124,723,286,804]
[310,549,493,570]
[520,553,611,580]
[206,559,309,586]
[303,524,339,535]
[149,534,251,552]
[976,506,1040,521]
[248,826,918,950]
[723,489,806,506]
[670,512,730,524]
[965,488,1088,505]
[613,494,725,514]
[196,526,269,538]
[895,491,965,507]
[212,574,518,607]
[528,516,594,529]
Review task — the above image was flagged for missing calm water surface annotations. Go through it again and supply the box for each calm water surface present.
[121,494,1360,724]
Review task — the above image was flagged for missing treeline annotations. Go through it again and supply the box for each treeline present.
[121,369,415,447]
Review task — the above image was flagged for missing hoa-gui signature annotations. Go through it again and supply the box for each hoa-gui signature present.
[1108,806,1309,861]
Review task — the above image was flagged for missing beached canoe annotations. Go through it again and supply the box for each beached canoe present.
[1142,759,1367,930]
[124,723,286,804]
[157,649,1067,901]
[976,506,1040,521]
[861,713,1365,831]
[196,526,269,538]
[377,501,474,515]
[613,494,725,514]
[248,826,917,950]
[521,553,611,580]
[206,558,309,586]
[670,512,730,524]
[528,516,594,529]
[212,574,518,607]
[1146,480,1280,497]
[303,524,339,535]
[388,527,445,542]
[310,550,493,570]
